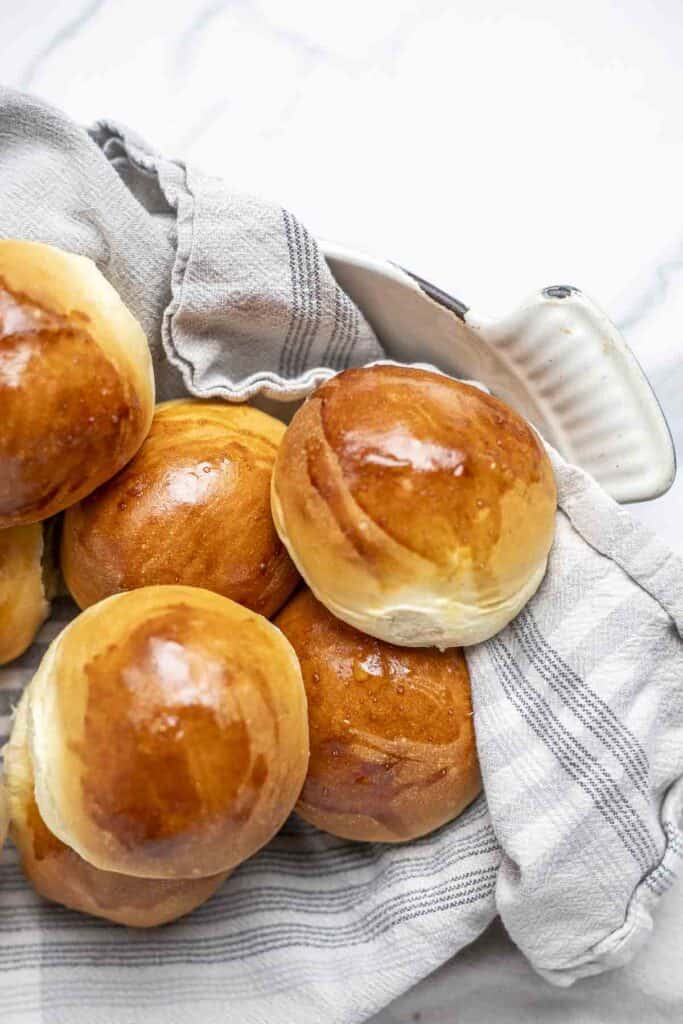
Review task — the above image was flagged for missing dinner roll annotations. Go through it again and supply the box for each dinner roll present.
[5,691,229,926]
[0,240,154,527]
[275,588,481,842]
[61,400,298,616]
[272,365,557,648]
[0,523,50,665]
[27,585,309,878]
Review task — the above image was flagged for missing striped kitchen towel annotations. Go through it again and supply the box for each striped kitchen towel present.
[1,88,683,1024]
[0,88,382,403]
[2,452,682,1024]
[468,446,683,985]
[0,609,501,1024]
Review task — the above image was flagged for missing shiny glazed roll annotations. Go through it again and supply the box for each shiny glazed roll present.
[0,523,50,665]
[5,691,229,926]
[271,365,557,648]
[0,240,154,528]
[24,585,309,880]
[61,400,299,616]
[275,588,481,842]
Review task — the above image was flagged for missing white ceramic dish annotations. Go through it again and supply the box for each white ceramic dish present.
[320,240,676,505]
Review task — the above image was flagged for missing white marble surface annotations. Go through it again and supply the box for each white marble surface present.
[2,1,682,1020]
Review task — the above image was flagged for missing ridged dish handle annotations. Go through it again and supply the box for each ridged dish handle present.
[463,285,676,503]
[320,240,675,505]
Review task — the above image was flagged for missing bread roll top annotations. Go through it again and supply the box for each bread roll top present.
[272,365,557,647]
[0,240,154,527]
[62,400,299,615]
[275,587,481,843]
[28,585,309,878]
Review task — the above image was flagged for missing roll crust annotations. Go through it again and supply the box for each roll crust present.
[272,365,557,647]
[61,400,299,616]
[5,692,228,926]
[0,240,154,527]
[275,588,481,842]
[0,523,49,665]
[28,585,309,878]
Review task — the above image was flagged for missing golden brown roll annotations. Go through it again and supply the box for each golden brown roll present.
[272,365,557,648]
[0,240,154,528]
[61,400,299,616]
[275,588,481,842]
[27,585,308,879]
[4,691,229,926]
[0,523,50,665]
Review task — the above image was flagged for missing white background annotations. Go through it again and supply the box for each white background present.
[2,2,682,1020]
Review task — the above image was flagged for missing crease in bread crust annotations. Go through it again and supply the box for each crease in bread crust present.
[317,395,434,566]
[272,445,551,649]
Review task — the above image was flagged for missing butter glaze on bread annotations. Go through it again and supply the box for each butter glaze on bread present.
[27,585,309,879]
[275,588,481,842]
[61,400,299,616]
[272,365,557,647]
[0,240,154,527]
[5,692,229,926]
[0,523,49,665]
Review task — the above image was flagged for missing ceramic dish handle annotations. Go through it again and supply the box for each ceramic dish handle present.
[456,283,675,504]
[321,241,675,504]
